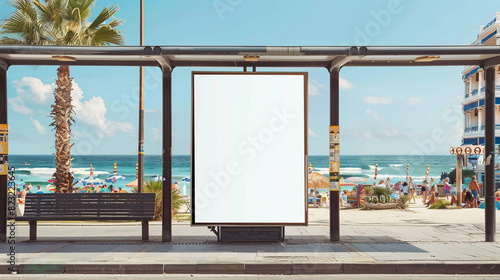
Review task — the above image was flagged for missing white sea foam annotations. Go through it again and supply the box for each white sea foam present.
[16,167,109,176]
[314,167,362,175]
[389,164,403,168]
[340,167,362,174]
[315,168,329,175]
[368,165,383,170]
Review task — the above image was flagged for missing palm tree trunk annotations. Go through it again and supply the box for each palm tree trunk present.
[51,65,74,193]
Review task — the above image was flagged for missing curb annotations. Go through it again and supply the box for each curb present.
[2,263,500,275]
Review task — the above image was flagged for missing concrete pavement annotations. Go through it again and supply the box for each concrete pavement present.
[2,205,499,275]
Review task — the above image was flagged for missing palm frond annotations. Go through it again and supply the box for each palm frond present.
[87,4,118,30]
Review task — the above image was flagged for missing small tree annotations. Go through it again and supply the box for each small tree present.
[449,168,475,184]
[0,0,124,193]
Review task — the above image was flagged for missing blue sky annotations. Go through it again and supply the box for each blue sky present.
[1,0,499,155]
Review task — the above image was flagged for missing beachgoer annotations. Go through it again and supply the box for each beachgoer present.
[308,189,314,198]
[35,185,43,194]
[425,186,437,207]
[469,175,480,202]
[341,190,348,206]
[402,182,408,196]
[421,180,428,204]
[443,177,452,201]
[464,190,475,208]
[409,177,416,203]
[385,177,391,188]
[27,183,33,193]
[118,187,128,193]
[18,186,27,204]
[172,181,180,194]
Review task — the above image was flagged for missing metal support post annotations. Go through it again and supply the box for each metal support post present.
[329,70,340,242]
[484,66,496,242]
[162,69,172,242]
[0,64,7,242]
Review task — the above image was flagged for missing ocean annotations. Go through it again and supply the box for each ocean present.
[8,154,459,194]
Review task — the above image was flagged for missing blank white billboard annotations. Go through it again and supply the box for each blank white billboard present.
[192,72,307,225]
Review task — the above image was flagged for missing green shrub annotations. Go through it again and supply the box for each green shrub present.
[371,186,392,196]
[133,180,183,220]
[429,199,451,209]
[397,195,410,209]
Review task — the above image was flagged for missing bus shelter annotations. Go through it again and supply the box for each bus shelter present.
[0,45,498,242]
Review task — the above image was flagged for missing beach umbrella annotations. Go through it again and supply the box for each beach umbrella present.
[125,179,146,187]
[90,163,93,176]
[307,172,329,207]
[46,185,55,192]
[346,177,368,183]
[308,172,329,190]
[114,163,117,176]
[82,176,105,187]
[373,163,378,186]
[136,162,138,179]
[105,175,126,183]
[182,177,190,182]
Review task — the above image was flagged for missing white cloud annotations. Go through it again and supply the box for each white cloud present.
[406,97,422,106]
[29,117,47,135]
[339,77,354,90]
[308,129,319,138]
[365,109,379,120]
[309,79,327,95]
[71,82,134,137]
[363,96,393,105]
[8,96,34,115]
[308,77,353,95]
[150,127,161,143]
[361,131,378,141]
[383,128,400,137]
[13,77,54,104]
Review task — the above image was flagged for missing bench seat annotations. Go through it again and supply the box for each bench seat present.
[16,193,156,241]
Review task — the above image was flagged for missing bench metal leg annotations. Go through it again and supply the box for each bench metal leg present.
[142,221,149,241]
[29,221,37,241]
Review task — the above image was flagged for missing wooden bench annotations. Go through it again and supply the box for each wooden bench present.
[16,193,155,241]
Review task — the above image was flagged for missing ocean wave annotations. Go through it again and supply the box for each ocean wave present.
[389,164,404,168]
[340,167,362,174]
[315,168,329,175]
[366,174,437,181]
[16,167,109,176]
[315,167,363,175]
[368,165,383,170]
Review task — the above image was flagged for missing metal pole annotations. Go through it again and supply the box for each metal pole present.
[137,0,144,193]
[0,65,7,242]
[456,155,462,207]
[329,70,340,242]
[484,66,496,242]
[162,69,172,242]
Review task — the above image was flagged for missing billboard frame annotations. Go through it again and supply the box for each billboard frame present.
[190,71,308,226]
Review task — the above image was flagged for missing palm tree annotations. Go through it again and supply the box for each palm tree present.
[0,0,124,193]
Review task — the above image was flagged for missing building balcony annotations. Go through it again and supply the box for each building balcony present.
[464,124,500,136]
[463,86,500,103]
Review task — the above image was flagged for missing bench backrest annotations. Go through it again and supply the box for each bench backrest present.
[23,193,155,220]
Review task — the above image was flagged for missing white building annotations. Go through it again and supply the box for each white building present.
[462,13,500,147]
